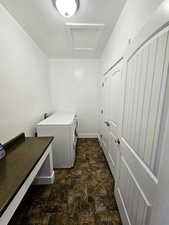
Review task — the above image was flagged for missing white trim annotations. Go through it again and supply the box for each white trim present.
[115,187,131,225]
[0,145,53,225]
[78,133,98,138]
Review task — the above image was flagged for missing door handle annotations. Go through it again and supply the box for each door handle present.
[104,121,110,127]
[115,138,120,145]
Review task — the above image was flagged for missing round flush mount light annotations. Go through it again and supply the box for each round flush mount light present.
[52,0,80,18]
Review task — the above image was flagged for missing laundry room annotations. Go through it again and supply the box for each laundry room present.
[1,0,169,225]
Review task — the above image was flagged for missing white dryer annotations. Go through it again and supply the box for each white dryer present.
[37,112,78,168]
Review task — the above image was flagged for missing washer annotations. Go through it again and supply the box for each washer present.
[37,112,78,168]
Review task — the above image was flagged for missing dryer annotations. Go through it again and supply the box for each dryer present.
[37,112,78,168]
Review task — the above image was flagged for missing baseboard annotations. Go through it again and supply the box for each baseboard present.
[97,134,102,145]
[78,133,98,138]
[33,170,55,185]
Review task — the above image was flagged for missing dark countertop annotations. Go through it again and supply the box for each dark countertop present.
[0,134,54,217]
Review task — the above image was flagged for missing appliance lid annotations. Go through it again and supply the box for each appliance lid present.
[38,112,76,125]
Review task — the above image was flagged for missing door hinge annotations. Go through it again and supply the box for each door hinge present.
[102,82,104,87]
[101,109,103,114]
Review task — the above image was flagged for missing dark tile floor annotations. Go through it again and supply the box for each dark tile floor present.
[9,138,122,225]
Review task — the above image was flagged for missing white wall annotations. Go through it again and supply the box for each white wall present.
[0,4,52,143]
[102,0,164,73]
[49,59,100,138]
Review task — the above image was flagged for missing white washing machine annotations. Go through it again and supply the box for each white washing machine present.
[37,112,78,168]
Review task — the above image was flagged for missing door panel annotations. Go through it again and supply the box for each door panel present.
[116,14,169,225]
[120,139,157,202]
[109,70,122,133]
[99,78,108,152]
[102,61,123,180]
[122,31,168,173]
[108,66,122,179]
[101,76,109,155]
[119,157,151,225]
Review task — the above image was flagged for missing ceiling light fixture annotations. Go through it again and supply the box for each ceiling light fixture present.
[52,0,80,18]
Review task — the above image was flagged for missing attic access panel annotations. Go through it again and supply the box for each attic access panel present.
[65,23,104,52]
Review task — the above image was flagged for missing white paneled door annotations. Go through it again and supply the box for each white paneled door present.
[115,3,169,225]
[100,60,123,181]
